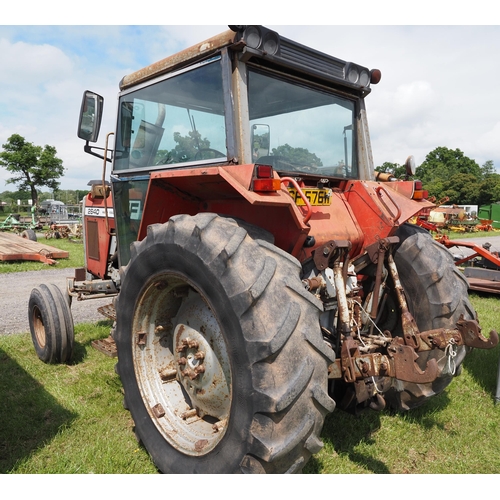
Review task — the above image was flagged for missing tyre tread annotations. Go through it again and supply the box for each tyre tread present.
[116,213,333,473]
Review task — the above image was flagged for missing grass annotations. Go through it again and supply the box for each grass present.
[304,292,500,474]
[1,225,499,474]
[1,293,499,474]
[438,229,500,240]
[0,322,157,474]
[0,235,84,273]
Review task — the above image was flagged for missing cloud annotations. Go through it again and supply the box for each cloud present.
[0,38,73,85]
[2,24,500,196]
[371,80,438,127]
[472,122,500,166]
[0,29,132,193]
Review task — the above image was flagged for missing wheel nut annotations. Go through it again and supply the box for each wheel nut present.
[194,364,205,375]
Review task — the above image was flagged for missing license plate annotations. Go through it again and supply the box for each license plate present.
[288,188,332,206]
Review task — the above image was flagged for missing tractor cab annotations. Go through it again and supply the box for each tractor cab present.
[77,26,396,268]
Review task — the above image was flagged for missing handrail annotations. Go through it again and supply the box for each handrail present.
[281,177,313,224]
[375,185,401,223]
[102,132,114,235]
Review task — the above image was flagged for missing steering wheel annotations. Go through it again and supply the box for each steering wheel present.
[194,148,225,160]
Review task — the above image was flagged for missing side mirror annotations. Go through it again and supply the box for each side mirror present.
[405,155,416,177]
[251,124,270,161]
[77,90,104,143]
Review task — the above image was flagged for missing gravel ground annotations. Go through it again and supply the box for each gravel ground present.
[0,268,113,335]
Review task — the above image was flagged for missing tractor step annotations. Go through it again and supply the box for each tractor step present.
[91,336,117,357]
[97,303,116,321]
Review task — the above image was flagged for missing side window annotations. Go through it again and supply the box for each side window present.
[114,59,226,172]
[112,178,149,266]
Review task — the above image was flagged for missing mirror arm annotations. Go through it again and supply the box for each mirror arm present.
[84,142,112,163]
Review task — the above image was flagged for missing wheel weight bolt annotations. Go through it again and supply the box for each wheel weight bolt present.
[159,368,177,381]
[181,408,198,420]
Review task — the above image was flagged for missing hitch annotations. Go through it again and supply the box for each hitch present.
[330,236,497,388]
[330,318,498,386]
[415,316,498,351]
[332,336,440,384]
[455,315,499,349]
[388,343,438,383]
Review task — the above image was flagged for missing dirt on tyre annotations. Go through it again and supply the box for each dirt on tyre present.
[384,223,474,410]
[28,283,74,364]
[115,213,335,473]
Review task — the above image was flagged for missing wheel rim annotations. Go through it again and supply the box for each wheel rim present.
[131,273,232,456]
[32,305,46,348]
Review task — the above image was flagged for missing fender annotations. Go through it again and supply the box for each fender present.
[139,164,433,261]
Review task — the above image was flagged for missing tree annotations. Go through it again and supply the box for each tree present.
[375,161,409,179]
[271,144,323,167]
[415,147,481,201]
[376,149,497,205]
[480,160,496,180]
[477,172,500,206]
[0,134,65,208]
[440,173,479,205]
[416,147,481,183]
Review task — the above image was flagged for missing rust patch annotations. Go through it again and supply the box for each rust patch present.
[195,439,209,452]
[120,30,235,90]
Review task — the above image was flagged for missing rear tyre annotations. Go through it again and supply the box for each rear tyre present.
[115,213,335,473]
[384,223,473,410]
[28,284,74,364]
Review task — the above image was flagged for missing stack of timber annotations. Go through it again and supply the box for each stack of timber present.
[0,232,69,265]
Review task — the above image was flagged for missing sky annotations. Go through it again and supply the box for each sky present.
[2,4,500,195]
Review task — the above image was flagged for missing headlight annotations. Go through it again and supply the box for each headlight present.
[348,66,360,84]
[346,63,371,87]
[359,69,370,87]
[241,26,280,56]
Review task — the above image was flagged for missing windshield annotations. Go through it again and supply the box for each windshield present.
[114,58,226,172]
[248,69,357,178]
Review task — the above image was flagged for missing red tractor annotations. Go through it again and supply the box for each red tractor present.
[28,25,497,473]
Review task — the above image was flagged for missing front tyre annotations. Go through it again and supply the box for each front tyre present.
[115,213,335,473]
[385,224,474,410]
[28,284,74,364]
